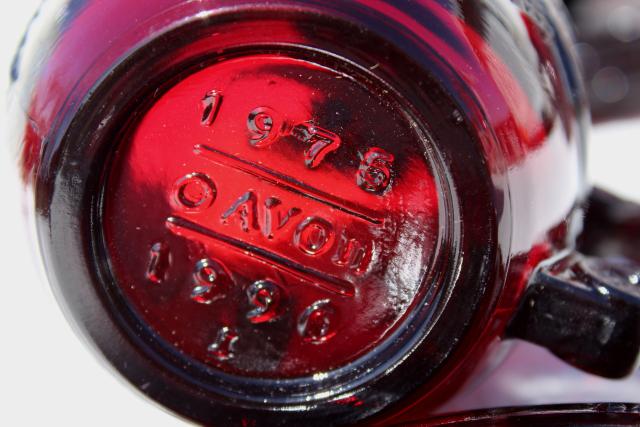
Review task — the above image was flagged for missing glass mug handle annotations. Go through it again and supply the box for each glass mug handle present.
[507,239,640,378]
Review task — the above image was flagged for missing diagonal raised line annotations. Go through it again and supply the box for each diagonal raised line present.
[194,144,382,225]
[166,215,355,298]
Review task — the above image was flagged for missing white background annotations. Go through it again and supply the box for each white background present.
[1,1,639,426]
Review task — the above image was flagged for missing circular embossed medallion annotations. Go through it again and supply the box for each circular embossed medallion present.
[104,54,440,378]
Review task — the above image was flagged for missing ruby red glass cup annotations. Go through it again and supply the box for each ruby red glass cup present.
[8,0,640,425]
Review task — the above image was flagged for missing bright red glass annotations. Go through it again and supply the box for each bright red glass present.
[104,54,439,377]
[13,1,629,426]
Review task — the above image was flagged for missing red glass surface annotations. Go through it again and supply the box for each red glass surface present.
[104,54,439,377]
[9,0,589,424]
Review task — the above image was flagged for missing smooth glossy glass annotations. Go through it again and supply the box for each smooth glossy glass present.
[8,1,598,425]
